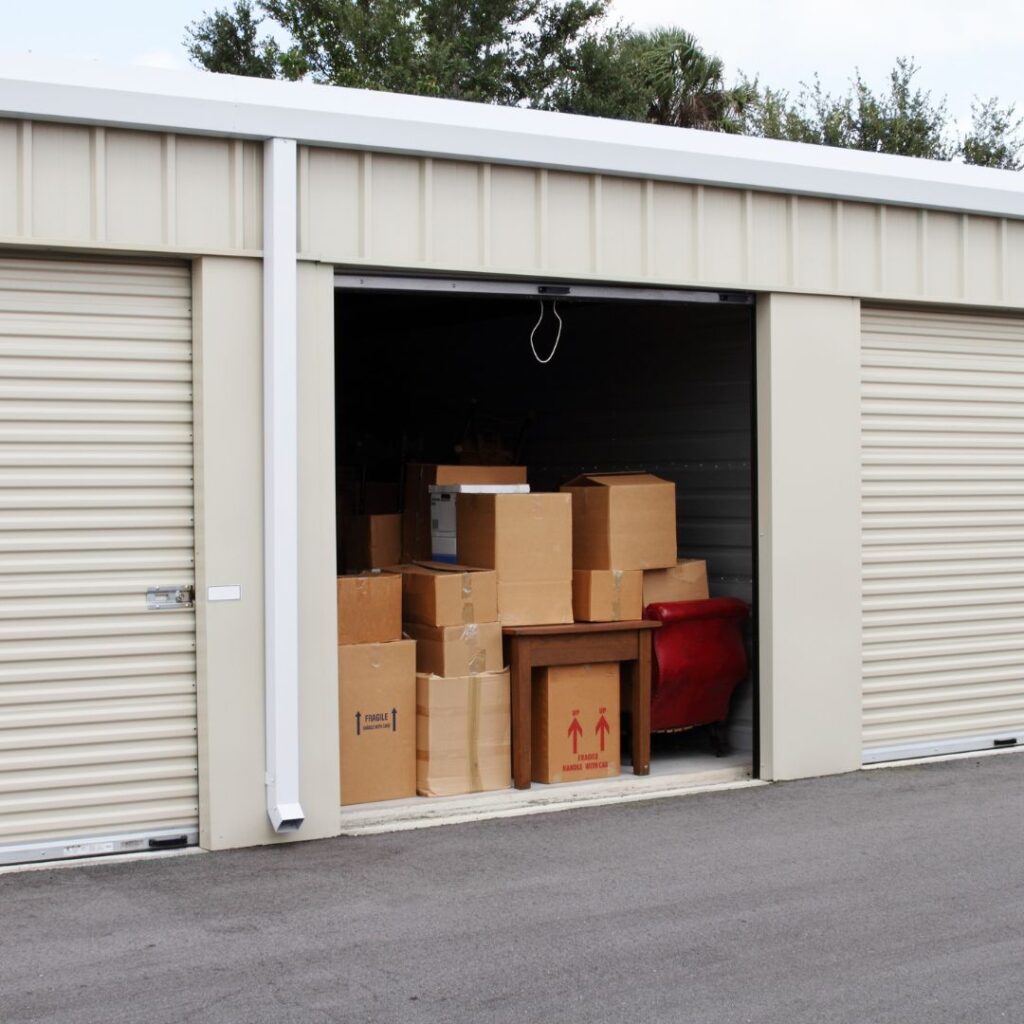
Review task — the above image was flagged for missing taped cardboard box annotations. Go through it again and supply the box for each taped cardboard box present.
[457,492,573,625]
[338,639,416,805]
[386,562,498,628]
[532,663,621,784]
[573,569,643,622]
[404,621,504,678]
[416,669,511,797]
[337,571,402,646]
[561,473,677,571]
[344,513,402,572]
[642,559,710,606]
[403,463,528,562]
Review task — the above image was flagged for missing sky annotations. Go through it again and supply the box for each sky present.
[2,0,1022,124]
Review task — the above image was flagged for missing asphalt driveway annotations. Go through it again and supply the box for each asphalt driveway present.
[1,754,1022,1024]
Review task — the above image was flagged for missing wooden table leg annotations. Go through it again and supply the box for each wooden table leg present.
[509,637,533,789]
[628,631,652,776]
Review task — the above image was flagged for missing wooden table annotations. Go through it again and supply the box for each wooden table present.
[503,620,661,789]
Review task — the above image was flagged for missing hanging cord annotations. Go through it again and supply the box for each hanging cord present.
[529,298,563,365]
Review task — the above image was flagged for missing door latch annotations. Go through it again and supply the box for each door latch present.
[146,585,195,610]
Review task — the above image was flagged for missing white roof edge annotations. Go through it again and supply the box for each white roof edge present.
[2,55,1023,219]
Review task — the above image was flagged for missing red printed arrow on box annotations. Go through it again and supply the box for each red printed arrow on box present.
[567,716,583,754]
[595,713,610,752]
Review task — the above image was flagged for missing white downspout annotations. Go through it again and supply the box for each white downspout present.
[263,137,304,832]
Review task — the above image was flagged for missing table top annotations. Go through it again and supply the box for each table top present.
[502,619,661,637]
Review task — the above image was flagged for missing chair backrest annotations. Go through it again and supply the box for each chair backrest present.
[644,597,750,731]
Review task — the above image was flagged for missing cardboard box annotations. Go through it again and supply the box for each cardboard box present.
[403,463,528,562]
[642,559,710,607]
[457,491,573,625]
[532,663,621,784]
[573,569,643,622]
[336,572,402,646]
[404,621,504,678]
[561,473,677,571]
[386,561,498,628]
[416,670,512,797]
[338,639,416,805]
[344,513,402,572]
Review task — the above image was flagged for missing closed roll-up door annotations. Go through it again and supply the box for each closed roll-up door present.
[862,306,1024,762]
[0,256,198,865]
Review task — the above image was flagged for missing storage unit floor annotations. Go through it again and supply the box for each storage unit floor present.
[338,750,755,836]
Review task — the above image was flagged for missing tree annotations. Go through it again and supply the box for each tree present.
[186,0,611,106]
[747,59,952,160]
[960,98,1024,171]
[551,28,755,131]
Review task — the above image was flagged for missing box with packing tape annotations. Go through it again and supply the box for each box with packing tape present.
[338,639,416,805]
[561,472,677,571]
[336,571,402,646]
[416,669,511,797]
[532,663,621,784]
[403,621,504,678]
[573,569,642,622]
[386,562,498,628]
[456,491,573,626]
[642,559,709,607]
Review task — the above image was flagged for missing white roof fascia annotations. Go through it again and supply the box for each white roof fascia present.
[1,56,1023,219]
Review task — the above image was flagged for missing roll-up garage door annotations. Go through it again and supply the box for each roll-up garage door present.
[862,306,1024,762]
[0,256,198,865]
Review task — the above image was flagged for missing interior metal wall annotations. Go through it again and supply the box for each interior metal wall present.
[335,291,756,750]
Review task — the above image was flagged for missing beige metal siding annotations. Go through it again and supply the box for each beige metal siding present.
[862,306,1024,760]
[0,256,198,860]
[299,147,1024,310]
[0,120,262,256]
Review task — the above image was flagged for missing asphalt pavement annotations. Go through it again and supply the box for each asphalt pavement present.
[1,754,1022,1024]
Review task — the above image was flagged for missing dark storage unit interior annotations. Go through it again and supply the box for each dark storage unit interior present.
[335,285,758,759]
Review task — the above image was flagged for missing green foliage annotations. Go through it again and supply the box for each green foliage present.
[185,0,282,78]
[186,0,611,104]
[747,59,952,159]
[961,98,1023,170]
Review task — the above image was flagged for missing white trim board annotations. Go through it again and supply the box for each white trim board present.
[1,56,1023,219]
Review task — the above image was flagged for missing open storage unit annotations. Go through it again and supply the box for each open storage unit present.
[333,275,758,807]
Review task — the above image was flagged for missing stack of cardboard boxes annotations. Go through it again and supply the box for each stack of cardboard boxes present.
[392,562,512,798]
[336,464,716,801]
[336,572,416,805]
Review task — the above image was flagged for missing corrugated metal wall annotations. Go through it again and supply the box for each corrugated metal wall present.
[862,305,1024,761]
[0,255,198,862]
[0,120,262,255]
[302,148,1024,311]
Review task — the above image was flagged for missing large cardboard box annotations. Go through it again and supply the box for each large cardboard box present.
[561,473,677,571]
[573,569,643,622]
[403,463,528,562]
[338,639,416,805]
[416,670,512,797]
[532,663,621,784]
[337,572,402,646]
[386,562,498,627]
[344,513,402,572]
[403,621,504,678]
[456,492,573,625]
[642,559,710,607]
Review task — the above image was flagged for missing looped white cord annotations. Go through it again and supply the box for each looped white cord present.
[529,298,562,365]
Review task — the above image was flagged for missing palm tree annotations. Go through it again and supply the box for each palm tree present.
[622,28,755,132]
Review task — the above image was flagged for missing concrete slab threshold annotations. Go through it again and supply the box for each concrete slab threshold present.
[339,763,763,836]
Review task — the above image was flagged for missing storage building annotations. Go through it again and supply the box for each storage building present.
[1,58,1022,864]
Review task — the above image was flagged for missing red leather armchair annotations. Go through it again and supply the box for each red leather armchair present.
[644,597,750,753]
